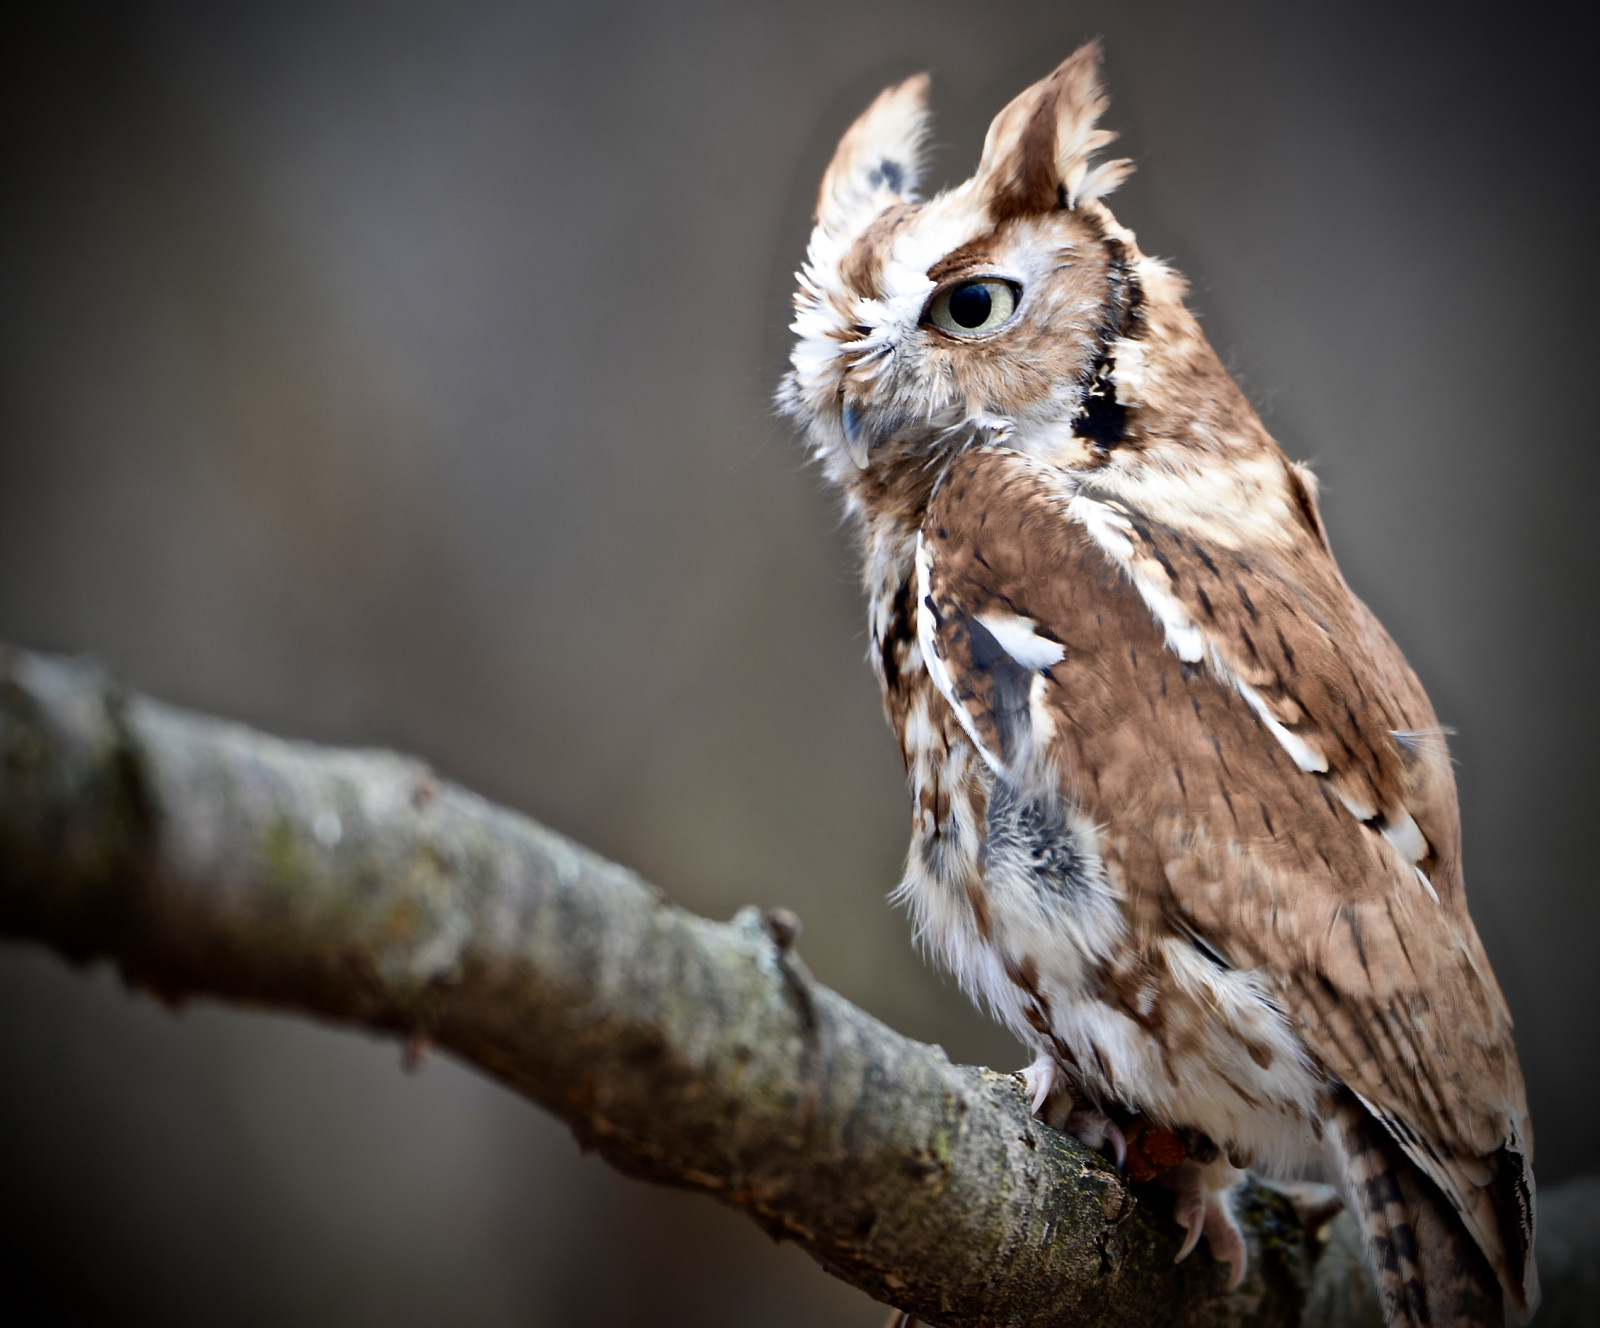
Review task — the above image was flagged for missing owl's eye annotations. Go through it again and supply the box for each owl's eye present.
[924,279,1019,336]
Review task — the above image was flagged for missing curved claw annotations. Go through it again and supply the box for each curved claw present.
[1063,1105,1122,1164]
[1205,1197,1248,1290]
[1171,1181,1206,1262]
[1164,1159,1248,1286]
[1104,1119,1128,1170]
[1020,1053,1056,1115]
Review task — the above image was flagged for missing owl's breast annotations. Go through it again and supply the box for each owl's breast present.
[869,563,1326,1176]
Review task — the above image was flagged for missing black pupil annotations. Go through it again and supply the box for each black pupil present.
[947,282,993,328]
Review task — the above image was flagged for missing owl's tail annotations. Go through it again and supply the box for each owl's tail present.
[1329,1092,1503,1328]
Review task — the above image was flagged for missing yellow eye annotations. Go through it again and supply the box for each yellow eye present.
[925,278,1019,335]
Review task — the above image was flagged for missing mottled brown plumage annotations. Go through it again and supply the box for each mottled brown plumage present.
[781,45,1535,1326]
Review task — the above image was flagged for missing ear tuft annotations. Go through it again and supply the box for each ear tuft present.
[815,73,932,236]
[974,42,1132,219]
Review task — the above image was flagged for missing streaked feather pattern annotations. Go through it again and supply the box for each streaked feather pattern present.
[781,42,1535,1325]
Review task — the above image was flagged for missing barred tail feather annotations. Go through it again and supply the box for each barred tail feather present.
[1329,1093,1504,1328]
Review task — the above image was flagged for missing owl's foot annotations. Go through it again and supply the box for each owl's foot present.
[1163,1158,1247,1290]
[1063,1105,1128,1169]
[1017,1054,1127,1168]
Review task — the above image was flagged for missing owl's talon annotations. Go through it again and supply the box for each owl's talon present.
[1164,1159,1247,1287]
[1017,1057,1127,1168]
[1063,1105,1127,1168]
[1208,1202,1248,1291]
[1104,1118,1127,1169]
[1019,1053,1056,1115]
[1171,1178,1206,1262]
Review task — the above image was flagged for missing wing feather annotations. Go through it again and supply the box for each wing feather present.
[919,445,1534,1313]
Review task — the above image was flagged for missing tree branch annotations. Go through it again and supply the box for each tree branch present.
[0,643,1378,1326]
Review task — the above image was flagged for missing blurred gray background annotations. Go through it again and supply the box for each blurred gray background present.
[1,2,1594,1324]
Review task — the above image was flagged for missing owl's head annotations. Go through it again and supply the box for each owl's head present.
[781,45,1183,490]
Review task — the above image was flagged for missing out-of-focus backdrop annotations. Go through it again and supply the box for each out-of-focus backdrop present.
[1,2,1594,1324]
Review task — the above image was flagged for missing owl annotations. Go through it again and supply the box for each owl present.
[780,45,1536,1328]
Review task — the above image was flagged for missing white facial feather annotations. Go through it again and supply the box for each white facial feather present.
[780,62,1132,481]
[814,74,932,235]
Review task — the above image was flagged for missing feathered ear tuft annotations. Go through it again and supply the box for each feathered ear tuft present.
[973,42,1132,219]
[815,73,932,236]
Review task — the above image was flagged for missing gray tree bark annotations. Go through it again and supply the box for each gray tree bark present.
[0,640,1456,1328]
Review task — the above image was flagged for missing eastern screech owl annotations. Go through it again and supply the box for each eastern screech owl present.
[780,45,1536,1328]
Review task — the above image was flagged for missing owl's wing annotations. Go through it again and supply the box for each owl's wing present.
[916,445,1534,1313]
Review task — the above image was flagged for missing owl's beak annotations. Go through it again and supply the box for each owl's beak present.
[841,401,873,470]
[842,399,905,469]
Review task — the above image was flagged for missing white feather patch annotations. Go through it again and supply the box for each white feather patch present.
[1068,491,1330,774]
[1333,787,1378,824]
[1068,496,1201,662]
[1109,337,1148,405]
[976,611,1066,670]
[1381,807,1428,865]
[1232,682,1330,775]
[915,533,1004,776]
